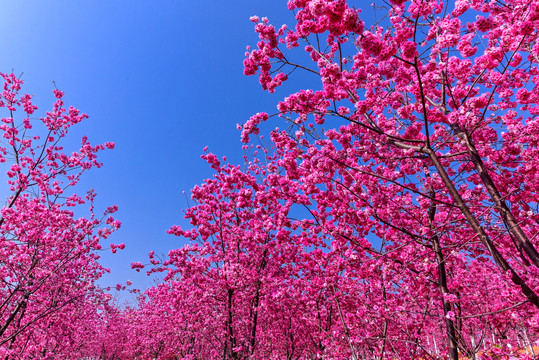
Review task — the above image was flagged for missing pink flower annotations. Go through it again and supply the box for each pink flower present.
[309,0,327,17]
[53,89,64,98]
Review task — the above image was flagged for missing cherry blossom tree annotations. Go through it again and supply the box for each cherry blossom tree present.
[151,153,314,359]
[0,73,120,359]
[239,0,539,358]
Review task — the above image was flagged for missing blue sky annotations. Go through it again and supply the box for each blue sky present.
[0,1,299,302]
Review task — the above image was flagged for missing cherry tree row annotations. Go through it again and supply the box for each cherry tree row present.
[110,0,539,358]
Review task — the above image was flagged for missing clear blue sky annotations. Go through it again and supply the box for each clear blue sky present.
[0,1,298,302]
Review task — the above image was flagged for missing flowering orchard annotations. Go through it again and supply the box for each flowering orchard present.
[119,0,539,359]
[5,0,539,359]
